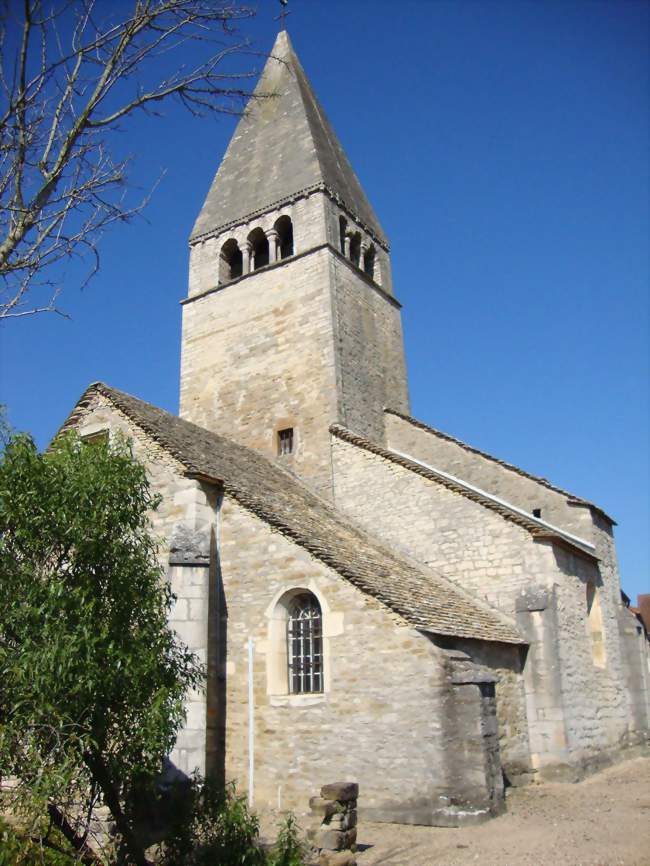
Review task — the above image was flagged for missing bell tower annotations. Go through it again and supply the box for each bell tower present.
[179,30,409,495]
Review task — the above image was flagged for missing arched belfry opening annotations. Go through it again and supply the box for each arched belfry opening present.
[349,232,361,267]
[363,244,376,279]
[219,238,243,284]
[275,215,294,259]
[339,216,348,255]
[248,227,269,271]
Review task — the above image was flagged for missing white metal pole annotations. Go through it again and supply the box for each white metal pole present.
[247,636,255,809]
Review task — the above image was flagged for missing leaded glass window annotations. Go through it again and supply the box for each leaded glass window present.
[278,428,294,455]
[287,593,323,694]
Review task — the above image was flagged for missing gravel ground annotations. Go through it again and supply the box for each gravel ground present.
[354,756,650,866]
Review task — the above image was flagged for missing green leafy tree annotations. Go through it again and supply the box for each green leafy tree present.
[0,432,203,865]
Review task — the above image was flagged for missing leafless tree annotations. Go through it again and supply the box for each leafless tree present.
[0,0,258,319]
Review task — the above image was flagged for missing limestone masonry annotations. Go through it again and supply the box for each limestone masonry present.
[59,29,650,826]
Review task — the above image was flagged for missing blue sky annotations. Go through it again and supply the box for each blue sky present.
[1,0,648,601]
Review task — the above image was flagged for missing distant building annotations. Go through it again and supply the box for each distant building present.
[59,31,650,825]
[635,594,650,634]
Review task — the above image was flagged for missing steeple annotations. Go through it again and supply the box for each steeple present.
[180,30,409,497]
[190,30,387,247]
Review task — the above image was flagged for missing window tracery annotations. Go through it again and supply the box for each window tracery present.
[286,593,323,694]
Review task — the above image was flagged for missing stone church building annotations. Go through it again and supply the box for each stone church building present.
[59,31,650,826]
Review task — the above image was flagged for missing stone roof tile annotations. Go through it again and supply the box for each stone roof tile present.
[62,383,523,646]
[190,30,387,247]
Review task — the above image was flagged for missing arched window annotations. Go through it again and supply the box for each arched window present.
[219,238,243,284]
[287,593,323,694]
[339,216,348,255]
[349,232,361,267]
[363,244,375,279]
[248,227,269,271]
[274,215,294,259]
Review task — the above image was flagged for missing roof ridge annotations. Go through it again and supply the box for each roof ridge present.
[62,382,523,646]
[330,423,598,562]
[383,408,615,525]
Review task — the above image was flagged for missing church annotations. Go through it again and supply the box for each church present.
[59,31,650,826]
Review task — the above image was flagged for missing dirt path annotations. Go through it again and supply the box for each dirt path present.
[355,756,650,866]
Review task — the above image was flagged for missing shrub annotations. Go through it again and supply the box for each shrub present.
[159,777,265,866]
[0,431,202,865]
[267,814,308,866]
[157,777,309,866]
[0,818,81,866]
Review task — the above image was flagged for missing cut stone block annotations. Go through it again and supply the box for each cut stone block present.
[318,852,356,866]
[310,796,339,817]
[320,782,359,802]
[317,829,356,851]
[328,809,357,831]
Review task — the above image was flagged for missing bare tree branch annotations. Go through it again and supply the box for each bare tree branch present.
[0,0,259,319]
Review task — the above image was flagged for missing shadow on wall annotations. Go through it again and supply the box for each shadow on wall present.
[207,525,228,788]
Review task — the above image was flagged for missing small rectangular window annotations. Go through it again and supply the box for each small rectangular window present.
[278,428,294,456]
[532,508,542,518]
[479,682,495,699]
[82,430,109,446]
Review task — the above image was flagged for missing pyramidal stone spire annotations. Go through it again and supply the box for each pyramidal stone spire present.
[190,30,387,246]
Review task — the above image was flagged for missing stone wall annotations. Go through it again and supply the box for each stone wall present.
[617,607,650,733]
[384,410,643,736]
[66,393,515,822]
[588,511,647,736]
[551,546,629,768]
[180,246,339,496]
[447,638,531,785]
[181,228,410,494]
[437,648,505,822]
[216,496,501,824]
[330,432,633,775]
[331,432,555,611]
[330,252,409,445]
[385,411,599,540]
